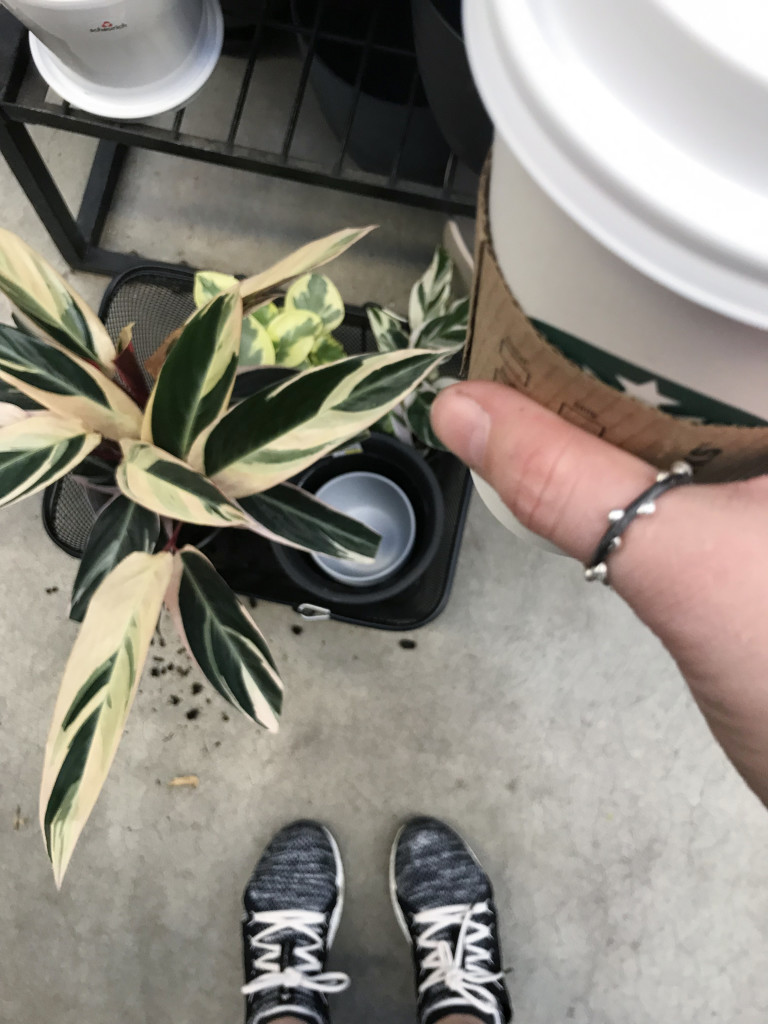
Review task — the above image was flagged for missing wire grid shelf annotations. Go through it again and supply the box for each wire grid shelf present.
[0,0,479,278]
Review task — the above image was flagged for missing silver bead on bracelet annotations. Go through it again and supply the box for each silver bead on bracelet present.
[584,460,694,585]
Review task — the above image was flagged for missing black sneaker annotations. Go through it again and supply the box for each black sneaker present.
[390,816,513,1024]
[241,821,349,1024]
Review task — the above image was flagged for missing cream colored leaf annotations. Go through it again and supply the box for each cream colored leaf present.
[239,227,375,308]
[39,551,173,886]
[0,412,100,508]
[0,228,115,366]
[117,439,248,527]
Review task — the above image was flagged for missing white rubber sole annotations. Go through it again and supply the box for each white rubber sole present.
[322,825,345,949]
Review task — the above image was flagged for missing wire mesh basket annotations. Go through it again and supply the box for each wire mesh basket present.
[43,265,472,629]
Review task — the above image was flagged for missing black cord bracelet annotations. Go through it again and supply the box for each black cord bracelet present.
[584,460,694,584]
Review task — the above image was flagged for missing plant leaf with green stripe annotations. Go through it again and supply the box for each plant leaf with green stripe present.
[0,228,115,366]
[285,273,345,331]
[117,440,248,527]
[239,483,380,561]
[409,246,453,334]
[240,312,276,368]
[406,390,447,450]
[268,308,324,368]
[205,348,449,496]
[142,289,241,459]
[0,412,100,508]
[0,376,43,411]
[193,270,238,308]
[308,333,345,366]
[366,305,410,353]
[40,550,173,887]
[239,226,375,308]
[413,297,469,350]
[70,496,161,623]
[0,324,142,439]
[167,547,283,731]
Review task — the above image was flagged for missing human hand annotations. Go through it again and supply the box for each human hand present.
[432,381,768,807]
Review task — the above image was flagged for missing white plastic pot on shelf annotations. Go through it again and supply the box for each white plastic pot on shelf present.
[1,0,223,120]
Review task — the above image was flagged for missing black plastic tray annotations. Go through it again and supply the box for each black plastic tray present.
[42,265,471,629]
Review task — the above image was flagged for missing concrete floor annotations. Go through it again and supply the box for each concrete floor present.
[1,115,768,1024]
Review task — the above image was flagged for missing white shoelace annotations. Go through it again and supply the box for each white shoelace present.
[413,902,504,1017]
[241,909,350,997]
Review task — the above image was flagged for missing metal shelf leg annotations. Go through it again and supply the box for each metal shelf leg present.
[0,107,88,267]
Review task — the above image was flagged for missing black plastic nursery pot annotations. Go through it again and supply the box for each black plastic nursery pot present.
[411,0,492,174]
[271,433,445,606]
[220,0,267,54]
[292,0,451,184]
[42,264,472,630]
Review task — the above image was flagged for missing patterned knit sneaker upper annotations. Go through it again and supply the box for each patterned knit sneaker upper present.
[241,821,349,1024]
[390,816,512,1024]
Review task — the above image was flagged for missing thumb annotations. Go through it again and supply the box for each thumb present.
[431,381,656,562]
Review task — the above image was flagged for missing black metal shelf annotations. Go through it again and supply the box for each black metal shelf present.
[0,0,478,277]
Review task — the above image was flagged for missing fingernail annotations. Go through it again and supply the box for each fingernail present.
[433,393,490,468]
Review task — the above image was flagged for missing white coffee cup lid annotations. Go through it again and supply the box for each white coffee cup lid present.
[465,0,768,329]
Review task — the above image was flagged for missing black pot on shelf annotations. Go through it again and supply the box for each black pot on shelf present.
[221,0,288,55]
[411,0,492,173]
[292,0,451,185]
[272,433,445,605]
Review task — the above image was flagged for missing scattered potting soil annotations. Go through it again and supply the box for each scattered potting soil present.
[191,682,203,695]
[168,695,181,706]
[186,708,200,721]
[399,639,417,650]
[291,625,303,636]
[45,586,58,595]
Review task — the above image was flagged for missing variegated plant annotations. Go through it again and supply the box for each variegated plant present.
[0,226,452,887]
[194,267,345,370]
[366,247,469,450]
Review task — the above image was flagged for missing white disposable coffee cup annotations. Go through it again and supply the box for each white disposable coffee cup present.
[464,0,768,546]
[2,0,223,119]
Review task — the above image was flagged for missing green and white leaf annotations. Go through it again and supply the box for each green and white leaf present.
[308,334,345,366]
[239,482,380,561]
[251,302,279,328]
[408,246,453,334]
[0,228,115,366]
[0,324,143,440]
[193,270,238,309]
[285,273,345,331]
[240,312,276,368]
[406,390,446,450]
[0,412,100,508]
[205,347,450,496]
[143,289,241,459]
[239,226,375,307]
[70,495,161,623]
[268,308,324,368]
[117,440,248,527]
[413,297,469,350]
[0,376,43,411]
[167,547,283,731]
[366,305,410,353]
[40,550,173,887]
